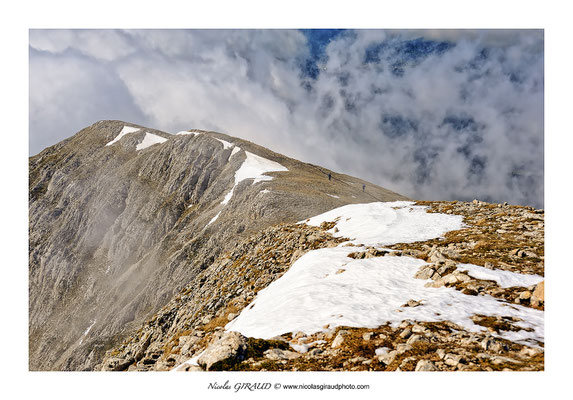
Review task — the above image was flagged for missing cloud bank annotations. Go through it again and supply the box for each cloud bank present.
[29,29,544,207]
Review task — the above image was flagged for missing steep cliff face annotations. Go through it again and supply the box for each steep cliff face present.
[29,120,407,371]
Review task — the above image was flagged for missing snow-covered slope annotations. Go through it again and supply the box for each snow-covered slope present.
[226,201,543,346]
[30,120,409,371]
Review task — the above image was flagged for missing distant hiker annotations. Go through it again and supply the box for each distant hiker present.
[328,173,331,181]
[362,184,365,192]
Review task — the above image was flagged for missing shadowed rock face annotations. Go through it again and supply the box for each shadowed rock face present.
[29,120,407,371]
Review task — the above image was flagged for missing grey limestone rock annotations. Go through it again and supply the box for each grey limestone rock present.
[29,120,408,371]
[197,331,247,370]
[415,360,439,371]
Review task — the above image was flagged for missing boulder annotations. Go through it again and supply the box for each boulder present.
[100,357,134,371]
[331,330,349,348]
[196,331,247,370]
[264,348,301,361]
[425,279,445,288]
[396,343,412,353]
[444,353,465,367]
[407,334,427,345]
[531,281,544,307]
[399,327,412,339]
[377,350,398,366]
[174,363,203,372]
[415,360,439,371]
[443,274,459,285]
[414,265,436,280]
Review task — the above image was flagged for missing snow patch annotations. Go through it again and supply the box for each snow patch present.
[226,202,543,347]
[221,191,234,205]
[327,194,340,199]
[236,151,288,184]
[221,151,288,205]
[136,132,168,151]
[230,146,241,158]
[176,130,204,136]
[260,189,271,195]
[226,248,543,346]
[105,125,140,146]
[457,263,544,288]
[214,138,234,149]
[303,201,464,247]
[290,340,327,353]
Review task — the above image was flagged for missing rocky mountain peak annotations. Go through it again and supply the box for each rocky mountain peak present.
[29,120,407,370]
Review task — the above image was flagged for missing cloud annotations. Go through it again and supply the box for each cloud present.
[292,31,544,208]
[29,47,147,153]
[29,29,544,207]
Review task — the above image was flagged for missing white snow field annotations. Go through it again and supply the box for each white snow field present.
[220,151,288,205]
[303,201,464,247]
[136,132,168,151]
[105,125,140,146]
[227,201,544,346]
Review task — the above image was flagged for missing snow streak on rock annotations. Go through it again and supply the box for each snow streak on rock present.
[207,211,222,227]
[136,132,168,151]
[214,137,234,149]
[221,151,288,205]
[230,146,241,158]
[105,125,140,146]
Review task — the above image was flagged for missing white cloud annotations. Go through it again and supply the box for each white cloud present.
[29,47,147,153]
[29,29,544,207]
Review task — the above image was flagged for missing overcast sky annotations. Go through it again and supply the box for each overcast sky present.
[29,29,544,208]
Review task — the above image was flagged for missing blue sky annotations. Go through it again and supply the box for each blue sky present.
[29,29,544,207]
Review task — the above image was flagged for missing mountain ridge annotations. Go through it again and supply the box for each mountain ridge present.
[29,120,408,370]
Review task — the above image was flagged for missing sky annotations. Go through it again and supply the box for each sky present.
[29,29,544,208]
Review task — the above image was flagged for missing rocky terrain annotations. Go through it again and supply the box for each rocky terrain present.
[28,120,406,371]
[99,200,544,372]
[29,120,544,372]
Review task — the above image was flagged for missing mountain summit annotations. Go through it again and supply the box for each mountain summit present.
[29,120,407,370]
